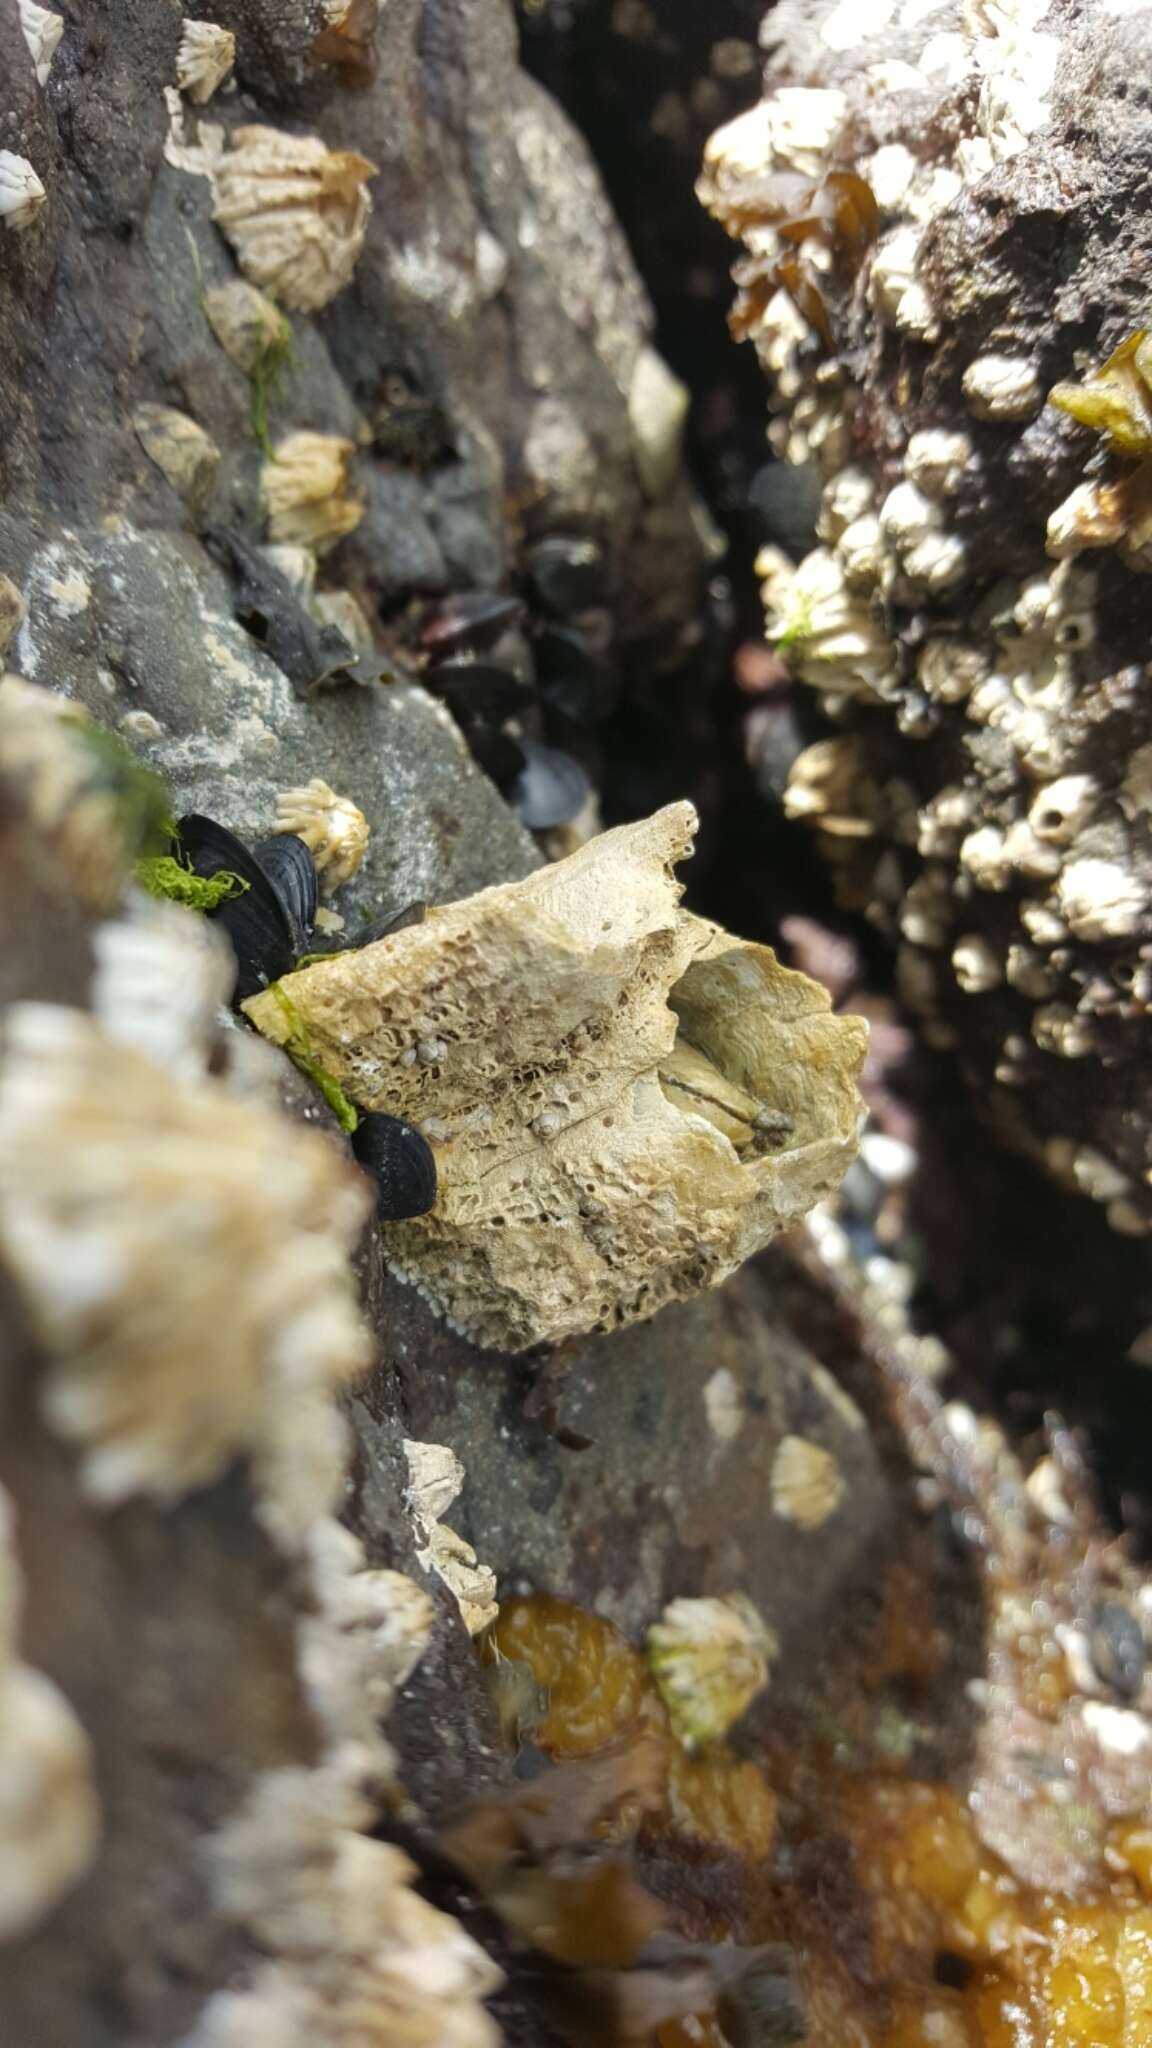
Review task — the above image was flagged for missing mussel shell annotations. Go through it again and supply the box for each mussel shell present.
[534,626,617,724]
[422,593,524,664]
[352,1111,438,1219]
[510,739,591,830]
[175,814,296,1002]
[526,535,608,617]
[429,658,533,724]
[466,724,528,791]
[253,833,318,953]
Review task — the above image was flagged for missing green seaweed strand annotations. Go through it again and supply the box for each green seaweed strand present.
[268,981,360,1135]
[135,853,250,911]
[250,319,294,459]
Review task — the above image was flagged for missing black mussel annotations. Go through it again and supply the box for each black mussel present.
[252,833,318,954]
[534,625,617,724]
[422,593,524,664]
[466,724,528,791]
[748,461,823,563]
[1089,1601,1147,1699]
[204,525,369,697]
[352,1111,438,1219]
[525,534,608,617]
[176,814,300,1002]
[427,657,533,724]
[510,739,591,830]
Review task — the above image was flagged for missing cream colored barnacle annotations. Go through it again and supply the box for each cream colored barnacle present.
[770,1434,845,1530]
[18,0,63,88]
[262,431,363,553]
[962,355,1042,422]
[647,1593,777,1749]
[273,777,369,893]
[0,151,46,232]
[203,280,288,373]
[176,18,236,103]
[0,577,25,663]
[243,804,868,1352]
[211,125,378,312]
[132,403,220,509]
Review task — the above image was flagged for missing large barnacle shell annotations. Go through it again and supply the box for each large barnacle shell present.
[263,433,364,555]
[0,152,46,232]
[176,18,236,103]
[0,1004,372,1532]
[133,404,220,510]
[273,777,369,891]
[245,803,868,1351]
[0,1487,100,1940]
[211,125,377,312]
[18,0,63,88]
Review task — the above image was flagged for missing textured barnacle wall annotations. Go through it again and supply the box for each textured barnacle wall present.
[700,0,1152,1241]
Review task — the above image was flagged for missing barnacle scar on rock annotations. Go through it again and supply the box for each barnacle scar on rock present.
[273,777,369,893]
[647,1593,777,1750]
[0,151,46,232]
[403,1440,498,1636]
[18,0,63,88]
[211,125,378,312]
[176,18,235,103]
[0,1003,372,1534]
[245,803,868,1350]
[0,1483,101,1940]
[263,432,364,554]
[133,404,221,511]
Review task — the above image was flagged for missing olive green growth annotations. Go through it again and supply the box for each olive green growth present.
[268,980,360,1134]
[249,318,294,459]
[135,854,250,912]
[74,722,177,859]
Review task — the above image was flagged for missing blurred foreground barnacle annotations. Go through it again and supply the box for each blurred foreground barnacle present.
[1049,331,1152,457]
[263,432,363,554]
[0,577,25,662]
[0,152,46,232]
[132,403,220,512]
[766,547,894,698]
[0,1003,371,1529]
[273,777,369,892]
[18,0,63,87]
[0,1484,100,1940]
[244,803,867,1350]
[403,1441,497,1635]
[770,1434,845,1529]
[176,18,236,103]
[0,685,167,913]
[211,125,378,312]
[647,1594,777,1750]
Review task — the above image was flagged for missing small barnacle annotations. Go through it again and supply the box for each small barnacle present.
[273,778,369,893]
[263,432,363,554]
[211,125,378,312]
[0,151,46,232]
[176,18,236,103]
[647,1593,778,1750]
[836,513,888,589]
[951,932,1002,994]
[18,0,63,88]
[132,403,220,511]
[918,637,988,703]
[869,226,938,340]
[1057,857,1147,941]
[1049,331,1152,457]
[904,428,972,499]
[770,1435,845,1530]
[1046,481,1128,560]
[1028,774,1100,845]
[0,577,26,662]
[817,466,875,541]
[962,354,1042,422]
[203,280,288,375]
[768,547,894,698]
[1032,1001,1094,1057]
[880,479,938,552]
[959,824,1012,892]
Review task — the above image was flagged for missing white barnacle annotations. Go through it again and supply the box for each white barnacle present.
[262,432,363,554]
[0,152,46,232]
[904,429,972,499]
[962,354,1042,421]
[19,0,63,88]
[211,125,378,312]
[951,932,1002,993]
[176,18,236,103]
[132,404,220,507]
[1046,482,1127,560]
[770,1435,845,1530]
[647,1593,778,1749]
[1028,775,1100,845]
[273,777,369,893]
[768,547,895,698]
[1057,858,1147,942]
[869,227,938,340]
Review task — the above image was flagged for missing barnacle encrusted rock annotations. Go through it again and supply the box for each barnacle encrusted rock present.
[0,152,46,232]
[245,803,868,1350]
[273,777,369,892]
[0,1486,100,1940]
[263,433,364,554]
[0,1003,372,1531]
[211,126,377,312]
[647,1593,777,1750]
[176,19,236,104]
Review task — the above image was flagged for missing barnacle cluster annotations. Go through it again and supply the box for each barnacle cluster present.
[244,803,868,1349]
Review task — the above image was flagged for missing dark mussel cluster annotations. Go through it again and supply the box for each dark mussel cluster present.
[174,814,436,1221]
[419,533,618,834]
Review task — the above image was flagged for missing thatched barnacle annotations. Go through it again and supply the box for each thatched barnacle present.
[647,1594,777,1750]
[0,152,46,232]
[262,431,363,554]
[176,18,235,103]
[133,404,220,512]
[18,0,63,88]
[272,778,369,893]
[211,125,377,313]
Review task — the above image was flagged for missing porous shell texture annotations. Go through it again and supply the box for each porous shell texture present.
[0,1003,372,1536]
[211,125,377,312]
[245,803,868,1349]
[700,0,1152,1230]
